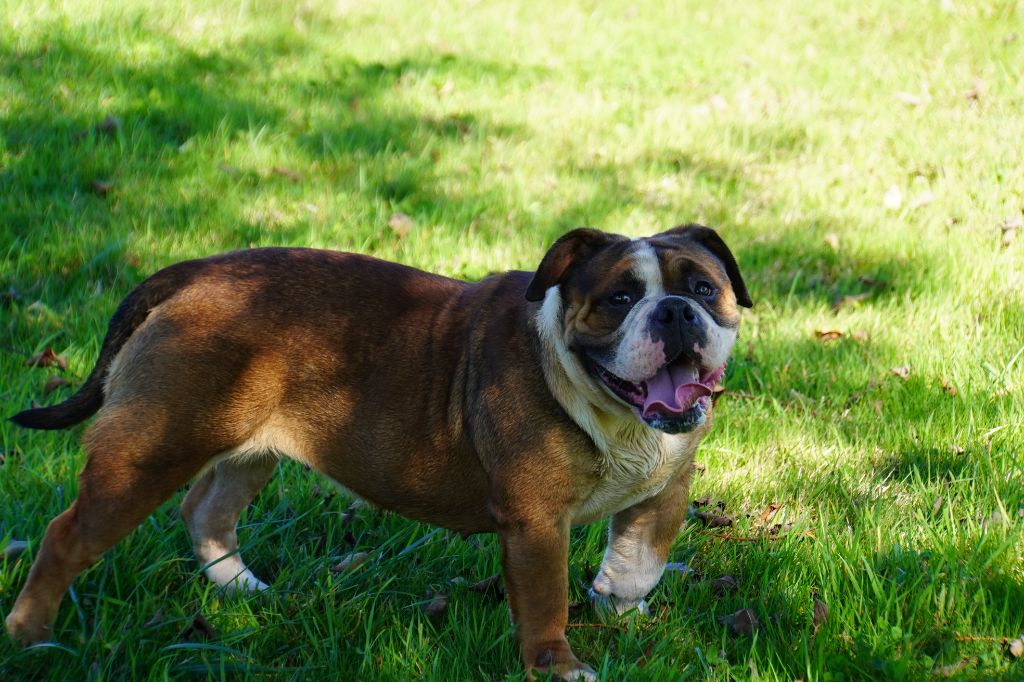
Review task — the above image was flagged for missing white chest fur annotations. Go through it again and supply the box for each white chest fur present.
[571,421,696,525]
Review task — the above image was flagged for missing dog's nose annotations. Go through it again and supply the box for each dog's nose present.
[652,297,700,328]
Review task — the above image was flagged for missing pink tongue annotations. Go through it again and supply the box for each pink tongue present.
[642,364,713,418]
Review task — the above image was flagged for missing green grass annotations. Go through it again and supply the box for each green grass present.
[2,0,1023,679]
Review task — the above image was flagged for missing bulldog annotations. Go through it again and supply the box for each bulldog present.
[5,224,751,679]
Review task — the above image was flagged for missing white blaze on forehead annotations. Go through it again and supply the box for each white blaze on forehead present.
[630,241,665,299]
[602,242,667,381]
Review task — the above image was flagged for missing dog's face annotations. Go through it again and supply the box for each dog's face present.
[528,225,752,435]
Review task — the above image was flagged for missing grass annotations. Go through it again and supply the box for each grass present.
[1,0,1023,678]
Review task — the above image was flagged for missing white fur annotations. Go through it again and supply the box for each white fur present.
[590,524,665,614]
[535,283,698,526]
[602,243,668,382]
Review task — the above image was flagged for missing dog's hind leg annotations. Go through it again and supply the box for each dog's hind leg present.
[4,405,218,645]
[180,454,277,593]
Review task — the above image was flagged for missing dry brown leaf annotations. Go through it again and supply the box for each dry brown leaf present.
[1001,214,1023,248]
[469,574,504,600]
[890,366,911,380]
[388,212,414,238]
[44,376,70,394]
[179,613,216,641]
[814,329,844,342]
[90,179,114,196]
[932,496,943,516]
[694,511,733,528]
[757,503,782,525]
[422,592,449,621]
[812,598,828,632]
[832,291,870,312]
[710,575,738,594]
[691,495,711,508]
[25,348,67,370]
[271,166,303,182]
[718,608,759,635]
[331,551,370,573]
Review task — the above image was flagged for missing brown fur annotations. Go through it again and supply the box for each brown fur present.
[6,227,749,679]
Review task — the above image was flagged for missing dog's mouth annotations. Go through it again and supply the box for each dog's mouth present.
[589,357,726,434]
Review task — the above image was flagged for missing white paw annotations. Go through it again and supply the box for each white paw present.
[588,587,649,616]
[561,665,598,681]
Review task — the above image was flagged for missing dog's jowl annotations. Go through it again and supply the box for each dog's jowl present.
[6,224,751,680]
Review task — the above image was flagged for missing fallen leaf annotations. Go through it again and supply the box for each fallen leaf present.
[932,496,943,515]
[388,212,414,238]
[179,613,216,641]
[710,575,738,594]
[44,376,70,394]
[422,592,449,620]
[90,179,114,196]
[894,92,924,107]
[823,233,840,251]
[939,377,958,396]
[271,166,303,182]
[757,503,782,525]
[768,522,794,536]
[694,511,733,528]
[1000,214,1022,248]
[469,574,504,600]
[1010,635,1024,658]
[2,539,29,559]
[25,348,67,370]
[814,329,844,342]
[964,81,983,102]
[831,291,870,312]
[691,495,711,508]
[331,551,370,573]
[890,366,911,380]
[812,598,828,632]
[718,608,759,635]
[340,500,365,526]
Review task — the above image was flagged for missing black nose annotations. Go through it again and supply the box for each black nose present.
[652,297,700,328]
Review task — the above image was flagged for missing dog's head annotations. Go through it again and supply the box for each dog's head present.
[528,225,752,435]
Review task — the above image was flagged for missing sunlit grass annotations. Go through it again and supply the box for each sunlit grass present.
[2,0,1023,679]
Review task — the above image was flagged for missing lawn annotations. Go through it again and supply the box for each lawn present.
[1,0,1023,679]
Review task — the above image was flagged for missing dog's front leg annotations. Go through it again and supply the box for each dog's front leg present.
[499,516,595,681]
[590,464,694,614]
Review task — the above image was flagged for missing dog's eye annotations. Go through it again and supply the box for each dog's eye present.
[608,291,633,306]
[694,281,715,297]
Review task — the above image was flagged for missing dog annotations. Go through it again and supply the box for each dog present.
[5,224,751,679]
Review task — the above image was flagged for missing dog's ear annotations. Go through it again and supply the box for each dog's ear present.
[657,224,753,308]
[525,228,619,302]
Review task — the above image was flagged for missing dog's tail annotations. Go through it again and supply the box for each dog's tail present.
[11,261,205,430]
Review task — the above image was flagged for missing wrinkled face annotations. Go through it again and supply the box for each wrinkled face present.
[531,226,751,434]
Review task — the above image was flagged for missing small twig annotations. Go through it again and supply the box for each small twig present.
[566,622,626,633]
[955,633,1007,643]
[709,529,815,542]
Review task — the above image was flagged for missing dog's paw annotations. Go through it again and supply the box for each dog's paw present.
[558,663,598,681]
[587,587,649,617]
[5,609,51,647]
